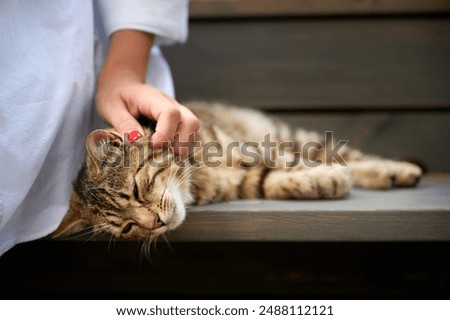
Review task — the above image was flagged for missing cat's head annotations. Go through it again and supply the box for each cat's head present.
[54,129,193,241]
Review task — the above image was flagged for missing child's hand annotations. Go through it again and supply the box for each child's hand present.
[96,30,199,155]
[97,77,199,155]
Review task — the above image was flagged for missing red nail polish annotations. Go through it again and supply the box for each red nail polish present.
[127,130,142,143]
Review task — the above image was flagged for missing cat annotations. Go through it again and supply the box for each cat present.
[53,101,422,242]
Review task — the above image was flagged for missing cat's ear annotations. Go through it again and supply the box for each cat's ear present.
[86,130,123,168]
[52,194,90,238]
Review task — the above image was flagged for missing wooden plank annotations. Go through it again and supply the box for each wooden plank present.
[163,18,450,109]
[57,175,450,242]
[169,175,450,242]
[190,0,450,18]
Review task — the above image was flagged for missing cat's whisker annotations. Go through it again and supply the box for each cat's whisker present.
[163,149,202,189]
[86,223,113,242]
[159,157,182,199]
[143,240,151,258]
[167,167,199,194]
[140,234,160,261]
[168,163,200,188]
[152,235,159,249]
[177,167,199,186]
[178,144,205,165]
[169,148,204,180]
[161,234,173,254]
[61,224,108,242]
[108,232,115,252]
[58,226,96,240]
[93,222,113,232]
[175,162,204,183]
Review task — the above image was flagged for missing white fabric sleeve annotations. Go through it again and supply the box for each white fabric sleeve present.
[96,0,189,45]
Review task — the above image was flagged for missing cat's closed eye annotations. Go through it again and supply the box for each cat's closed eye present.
[122,222,134,234]
[133,183,140,201]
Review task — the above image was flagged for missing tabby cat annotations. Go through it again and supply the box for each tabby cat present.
[54,102,422,241]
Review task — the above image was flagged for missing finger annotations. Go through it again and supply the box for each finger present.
[130,87,182,148]
[149,107,182,148]
[107,103,144,142]
[172,111,201,155]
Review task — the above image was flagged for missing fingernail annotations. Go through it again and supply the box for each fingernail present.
[127,130,142,144]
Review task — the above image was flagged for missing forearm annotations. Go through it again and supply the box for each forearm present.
[96,29,154,121]
[99,29,154,84]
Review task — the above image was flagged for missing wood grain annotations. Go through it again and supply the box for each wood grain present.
[57,175,450,242]
[169,175,450,242]
[163,18,450,109]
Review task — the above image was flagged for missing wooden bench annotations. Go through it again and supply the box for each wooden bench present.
[170,174,450,242]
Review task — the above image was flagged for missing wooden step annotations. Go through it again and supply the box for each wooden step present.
[57,174,450,243]
[172,174,450,242]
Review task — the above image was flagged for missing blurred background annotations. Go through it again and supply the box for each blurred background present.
[164,0,450,172]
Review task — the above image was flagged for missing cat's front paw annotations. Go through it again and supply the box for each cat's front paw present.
[264,165,352,199]
[350,160,422,189]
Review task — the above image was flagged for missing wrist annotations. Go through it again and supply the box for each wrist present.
[100,30,154,84]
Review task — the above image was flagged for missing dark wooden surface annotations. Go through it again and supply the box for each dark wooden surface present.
[163,17,450,110]
[190,0,450,18]
[55,174,450,243]
[1,241,449,299]
[169,174,450,242]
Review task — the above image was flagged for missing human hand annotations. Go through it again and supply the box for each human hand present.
[95,30,199,155]
[96,77,200,155]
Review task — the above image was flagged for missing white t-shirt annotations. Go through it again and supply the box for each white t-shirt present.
[0,0,188,256]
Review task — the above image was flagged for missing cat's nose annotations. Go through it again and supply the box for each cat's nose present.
[154,214,166,229]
